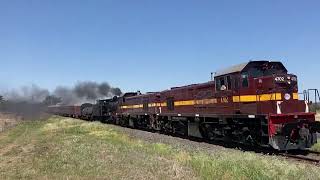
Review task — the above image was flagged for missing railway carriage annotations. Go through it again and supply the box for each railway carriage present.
[47,105,81,118]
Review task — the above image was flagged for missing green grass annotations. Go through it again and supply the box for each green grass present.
[312,143,320,152]
[0,116,319,180]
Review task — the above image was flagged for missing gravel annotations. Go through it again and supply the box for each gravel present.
[108,124,238,155]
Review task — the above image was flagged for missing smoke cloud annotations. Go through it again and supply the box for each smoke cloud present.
[0,81,121,120]
[54,81,122,105]
[1,81,122,105]
[3,84,50,103]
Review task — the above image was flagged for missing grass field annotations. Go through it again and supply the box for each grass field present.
[0,116,320,180]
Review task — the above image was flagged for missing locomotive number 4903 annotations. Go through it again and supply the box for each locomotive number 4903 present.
[275,77,285,82]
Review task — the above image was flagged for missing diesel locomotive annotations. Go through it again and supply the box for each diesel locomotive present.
[48,60,320,150]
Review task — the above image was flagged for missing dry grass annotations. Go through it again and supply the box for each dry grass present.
[0,113,21,132]
[0,116,320,180]
[0,117,196,179]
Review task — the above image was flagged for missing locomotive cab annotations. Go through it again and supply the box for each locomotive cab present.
[215,61,304,114]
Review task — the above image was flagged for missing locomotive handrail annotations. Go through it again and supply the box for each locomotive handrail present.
[300,89,320,112]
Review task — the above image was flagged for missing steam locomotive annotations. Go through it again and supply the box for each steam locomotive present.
[48,60,320,150]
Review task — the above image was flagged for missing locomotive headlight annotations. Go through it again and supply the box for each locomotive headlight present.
[284,93,291,100]
[291,76,297,81]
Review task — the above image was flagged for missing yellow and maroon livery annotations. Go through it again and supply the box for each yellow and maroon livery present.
[118,61,319,150]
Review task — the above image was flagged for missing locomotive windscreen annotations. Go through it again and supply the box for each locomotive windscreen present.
[248,62,287,78]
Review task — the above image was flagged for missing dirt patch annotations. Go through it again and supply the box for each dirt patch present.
[0,113,22,132]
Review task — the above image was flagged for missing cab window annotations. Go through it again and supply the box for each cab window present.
[241,73,249,88]
[216,77,226,91]
[250,68,263,78]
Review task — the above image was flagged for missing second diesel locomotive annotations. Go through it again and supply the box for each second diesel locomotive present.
[48,60,320,150]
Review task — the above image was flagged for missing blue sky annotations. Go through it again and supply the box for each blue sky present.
[0,0,319,93]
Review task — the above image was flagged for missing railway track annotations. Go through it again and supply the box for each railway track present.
[133,126,320,165]
[279,150,320,164]
[204,138,320,165]
[190,136,320,165]
[119,121,320,165]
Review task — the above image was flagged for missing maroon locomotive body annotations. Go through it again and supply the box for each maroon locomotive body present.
[118,61,318,150]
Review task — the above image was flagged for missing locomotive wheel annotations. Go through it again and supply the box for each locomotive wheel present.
[240,128,258,146]
[200,123,217,141]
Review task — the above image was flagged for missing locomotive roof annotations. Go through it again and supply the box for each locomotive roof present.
[215,62,248,77]
[214,60,286,77]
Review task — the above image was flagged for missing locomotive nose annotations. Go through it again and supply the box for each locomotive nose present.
[274,75,297,86]
[273,75,298,96]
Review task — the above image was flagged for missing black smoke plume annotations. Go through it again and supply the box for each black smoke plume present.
[54,81,122,105]
[1,81,122,105]
[0,81,122,119]
[3,84,50,103]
